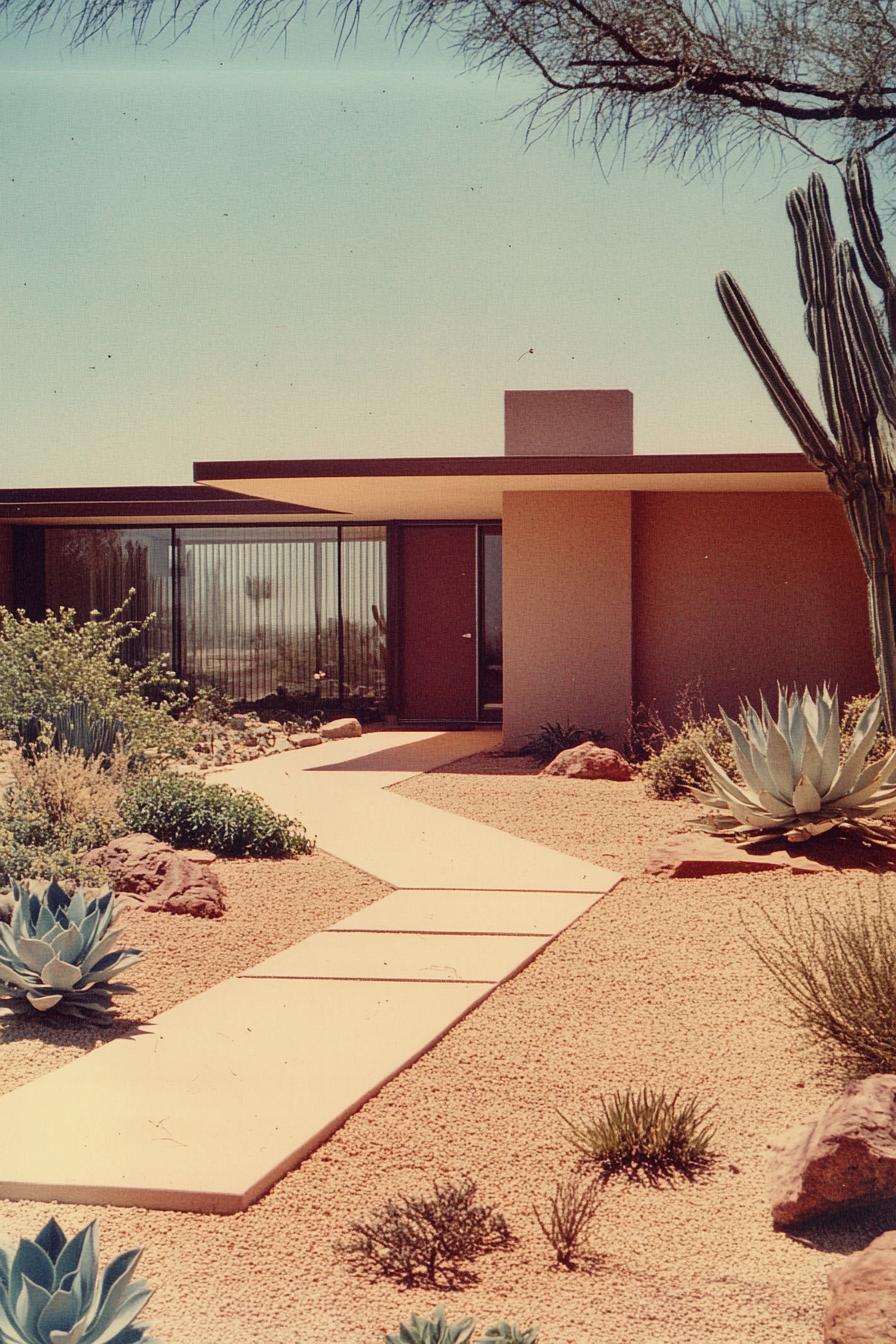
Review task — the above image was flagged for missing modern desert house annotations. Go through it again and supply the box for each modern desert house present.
[0,389,884,747]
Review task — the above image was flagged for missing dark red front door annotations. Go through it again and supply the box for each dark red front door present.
[398,525,477,721]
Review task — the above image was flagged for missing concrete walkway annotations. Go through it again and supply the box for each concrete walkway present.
[0,731,621,1213]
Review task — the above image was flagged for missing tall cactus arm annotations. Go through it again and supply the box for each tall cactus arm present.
[846,150,896,349]
[715,271,839,474]
[789,182,876,461]
[835,241,896,430]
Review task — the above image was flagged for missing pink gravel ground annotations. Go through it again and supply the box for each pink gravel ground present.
[1,752,893,1344]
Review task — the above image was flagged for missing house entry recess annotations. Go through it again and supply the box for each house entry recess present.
[396,523,502,725]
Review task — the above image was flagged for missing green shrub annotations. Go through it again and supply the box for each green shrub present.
[744,891,896,1073]
[641,716,737,799]
[532,1174,601,1269]
[521,719,607,762]
[336,1175,512,1288]
[120,772,313,858]
[0,597,192,758]
[560,1087,717,1185]
[0,843,104,904]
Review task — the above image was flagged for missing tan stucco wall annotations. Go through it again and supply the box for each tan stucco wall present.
[0,526,13,609]
[502,491,632,748]
[633,492,879,724]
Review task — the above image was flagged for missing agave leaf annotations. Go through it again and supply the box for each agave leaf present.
[762,716,798,799]
[78,931,123,978]
[785,817,839,841]
[0,1294,32,1344]
[696,747,762,810]
[837,770,896,811]
[35,1219,68,1265]
[83,1283,153,1344]
[792,774,823,815]
[829,698,886,800]
[84,950,143,986]
[56,1221,98,1316]
[756,789,797,820]
[799,728,823,787]
[34,904,58,940]
[0,965,38,991]
[66,891,87,926]
[10,1237,56,1305]
[16,1271,53,1339]
[12,936,56,976]
[26,990,64,1011]
[36,1284,88,1341]
[49,925,84,966]
[720,717,768,795]
[40,957,84,991]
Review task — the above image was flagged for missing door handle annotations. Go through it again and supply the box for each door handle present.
[461,632,473,639]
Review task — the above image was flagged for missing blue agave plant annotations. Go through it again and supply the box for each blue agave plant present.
[0,1217,158,1343]
[0,879,143,1021]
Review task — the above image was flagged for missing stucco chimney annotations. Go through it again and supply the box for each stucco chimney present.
[504,389,633,456]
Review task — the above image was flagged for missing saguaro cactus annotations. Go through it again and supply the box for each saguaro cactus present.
[717,153,896,732]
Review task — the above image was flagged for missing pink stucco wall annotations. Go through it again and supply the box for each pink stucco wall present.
[632,492,880,724]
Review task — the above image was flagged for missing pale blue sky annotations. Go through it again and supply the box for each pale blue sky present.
[0,8,855,487]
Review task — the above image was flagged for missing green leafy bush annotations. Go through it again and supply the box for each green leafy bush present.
[0,1217,157,1343]
[0,598,192,758]
[560,1087,717,1185]
[120,772,313,858]
[337,1175,512,1288]
[744,892,896,1073]
[532,1175,601,1269]
[521,719,607,762]
[642,717,737,799]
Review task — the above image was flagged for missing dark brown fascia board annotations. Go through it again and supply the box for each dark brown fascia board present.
[0,484,339,520]
[193,451,815,482]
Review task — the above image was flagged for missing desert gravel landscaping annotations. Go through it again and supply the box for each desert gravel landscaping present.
[2,749,894,1344]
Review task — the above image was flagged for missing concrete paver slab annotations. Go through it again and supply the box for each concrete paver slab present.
[0,976,492,1213]
[332,888,601,935]
[240,929,550,983]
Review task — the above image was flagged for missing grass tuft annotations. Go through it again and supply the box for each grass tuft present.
[560,1087,717,1185]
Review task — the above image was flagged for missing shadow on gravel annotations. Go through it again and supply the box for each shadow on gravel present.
[784,1198,896,1254]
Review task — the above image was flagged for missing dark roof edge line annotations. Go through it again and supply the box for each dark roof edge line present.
[193,452,815,482]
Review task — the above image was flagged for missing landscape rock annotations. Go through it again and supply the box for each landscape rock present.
[645,832,826,877]
[319,717,363,740]
[81,833,226,918]
[289,732,323,748]
[824,1231,896,1343]
[769,1075,896,1227]
[540,743,633,780]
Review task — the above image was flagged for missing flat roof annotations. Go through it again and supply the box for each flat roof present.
[192,452,823,522]
[0,453,826,526]
[0,485,339,526]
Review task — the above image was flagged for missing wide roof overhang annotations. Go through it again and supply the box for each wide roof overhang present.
[193,451,825,522]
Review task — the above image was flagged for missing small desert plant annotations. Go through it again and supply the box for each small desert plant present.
[521,719,606,762]
[692,687,896,842]
[0,878,143,1020]
[385,1309,475,1344]
[384,1310,538,1344]
[0,1217,157,1343]
[641,715,737,799]
[1,748,126,855]
[532,1175,601,1269]
[560,1087,717,1185]
[120,771,313,858]
[743,890,896,1072]
[337,1175,512,1288]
